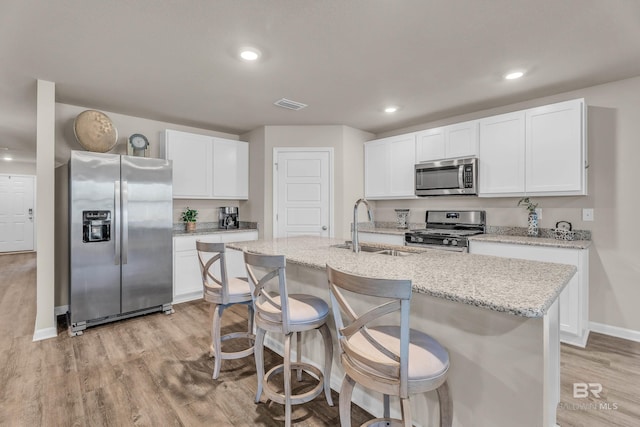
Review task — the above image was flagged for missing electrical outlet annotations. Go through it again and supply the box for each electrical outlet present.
[582,208,594,221]
[535,208,542,220]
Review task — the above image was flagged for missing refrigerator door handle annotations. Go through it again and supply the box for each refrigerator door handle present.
[122,180,129,265]
[114,180,121,265]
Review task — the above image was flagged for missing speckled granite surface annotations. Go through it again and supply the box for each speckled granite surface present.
[227,236,576,318]
[356,222,424,235]
[173,221,258,236]
[468,234,592,249]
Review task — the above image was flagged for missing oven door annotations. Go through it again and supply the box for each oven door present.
[415,157,477,196]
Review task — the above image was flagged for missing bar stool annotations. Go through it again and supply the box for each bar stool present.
[243,251,334,427]
[196,241,255,379]
[326,264,452,427]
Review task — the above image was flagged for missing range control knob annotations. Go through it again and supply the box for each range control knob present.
[443,239,449,245]
[451,239,458,246]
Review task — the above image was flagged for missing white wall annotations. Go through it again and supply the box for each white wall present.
[243,125,373,240]
[0,161,36,175]
[375,75,640,334]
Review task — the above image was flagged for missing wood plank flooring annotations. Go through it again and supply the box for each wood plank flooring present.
[1,252,639,426]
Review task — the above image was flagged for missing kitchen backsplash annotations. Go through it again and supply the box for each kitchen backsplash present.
[172,199,240,223]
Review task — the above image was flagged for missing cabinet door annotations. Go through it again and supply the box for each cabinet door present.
[469,240,588,347]
[388,134,416,197]
[364,139,390,198]
[163,130,213,198]
[415,128,445,162]
[212,138,249,199]
[446,120,478,159]
[525,99,585,195]
[173,234,221,303]
[478,111,526,196]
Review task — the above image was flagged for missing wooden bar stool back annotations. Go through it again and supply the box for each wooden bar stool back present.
[244,250,334,427]
[326,264,452,427]
[196,241,255,379]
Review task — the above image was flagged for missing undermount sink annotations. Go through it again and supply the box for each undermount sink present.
[331,243,413,257]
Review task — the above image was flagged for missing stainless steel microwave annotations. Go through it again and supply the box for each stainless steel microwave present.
[415,157,478,196]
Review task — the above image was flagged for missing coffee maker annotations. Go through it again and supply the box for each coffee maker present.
[219,207,239,229]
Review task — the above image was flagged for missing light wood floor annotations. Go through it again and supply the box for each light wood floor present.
[2,252,639,426]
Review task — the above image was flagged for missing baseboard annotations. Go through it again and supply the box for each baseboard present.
[32,327,58,342]
[560,330,590,348]
[589,321,640,343]
[54,305,69,316]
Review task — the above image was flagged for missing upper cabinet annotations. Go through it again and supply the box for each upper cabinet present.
[415,120,478,162]
[212,138,249,199]
[364,133,416,199]
[478,111,526,195]
[160,129,249,200]
[525,100,585,194]
[479,98,586,197]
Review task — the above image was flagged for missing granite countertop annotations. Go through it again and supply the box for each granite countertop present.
[468,234,592,249]
[227,236,576,318]
[173,225,258,237]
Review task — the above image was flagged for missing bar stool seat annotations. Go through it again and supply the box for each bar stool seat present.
[197,241,255,380]
[244,251,334,427]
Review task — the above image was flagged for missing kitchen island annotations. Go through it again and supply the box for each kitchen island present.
[227,236,576,427]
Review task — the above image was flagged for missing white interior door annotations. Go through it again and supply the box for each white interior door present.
[0,175,35,252]
[274,149,332,238]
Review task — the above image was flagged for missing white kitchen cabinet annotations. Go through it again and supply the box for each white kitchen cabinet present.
[478,111,526,196]
[212,138,249,199]
[161,130,249,200]
[415,120,478,162]
[161,130,213,198]
[525,99,586,195]
[478,98,586,197]
[364,133,416,199]
[469,240,589,347]
[172,231,258,303]
[357,231,405,246]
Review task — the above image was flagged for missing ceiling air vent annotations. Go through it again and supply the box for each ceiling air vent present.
[274,98,308,111]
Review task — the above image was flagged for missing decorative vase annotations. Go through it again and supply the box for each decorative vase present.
[186,222,196,232]
[527,212,539,237]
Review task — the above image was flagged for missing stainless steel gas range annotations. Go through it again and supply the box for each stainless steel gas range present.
[404,210,486,252]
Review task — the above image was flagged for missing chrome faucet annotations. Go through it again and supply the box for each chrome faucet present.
[352,198,373,253]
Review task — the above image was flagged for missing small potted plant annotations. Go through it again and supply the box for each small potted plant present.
[518,197,539,237]
[181,207,198,232]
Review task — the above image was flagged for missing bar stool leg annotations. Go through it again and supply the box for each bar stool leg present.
[319,323,334,406]
[383,394,390,418]
[254,327,266,403]
[339,374,356,427]
[400,397,412,427]
[284,333,293,427]
[211,304,223,379]
[296,331,302,382]
[437,381,452,427]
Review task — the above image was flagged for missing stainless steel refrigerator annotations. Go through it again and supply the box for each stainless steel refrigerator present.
[69,150,173,335]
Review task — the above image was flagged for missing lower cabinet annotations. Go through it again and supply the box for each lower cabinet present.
[172,231,258,303]
[469,240,589,347]
[356,231,405,246]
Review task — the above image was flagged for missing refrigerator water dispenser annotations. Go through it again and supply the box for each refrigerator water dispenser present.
[82,210,111,243]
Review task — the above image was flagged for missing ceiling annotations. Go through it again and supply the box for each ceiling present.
[2,0,640,164]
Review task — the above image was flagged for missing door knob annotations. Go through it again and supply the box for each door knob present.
[322,226,327,230]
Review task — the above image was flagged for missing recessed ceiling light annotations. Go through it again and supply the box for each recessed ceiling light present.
[239,48,261,61]
[505,71,524,80]
[3,156,12,161]
[384,106,398,113]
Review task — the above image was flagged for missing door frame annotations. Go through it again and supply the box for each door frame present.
[272,147,335,239]
[0,173,37,252]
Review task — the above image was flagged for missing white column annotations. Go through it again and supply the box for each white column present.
[33,79,57,341]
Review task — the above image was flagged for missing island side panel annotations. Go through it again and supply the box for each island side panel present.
[267,263,552,427]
